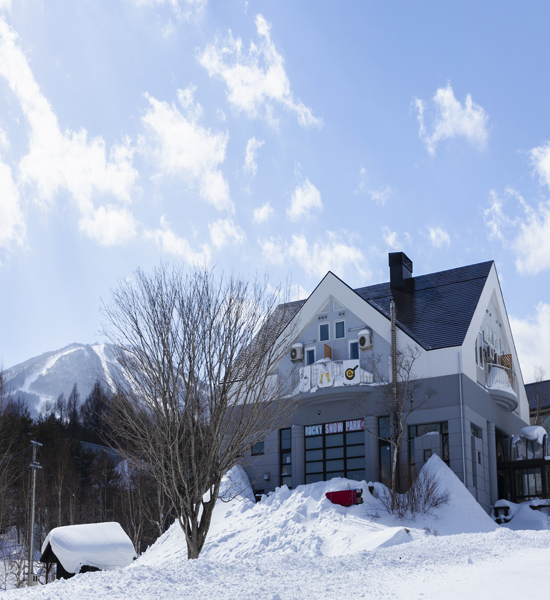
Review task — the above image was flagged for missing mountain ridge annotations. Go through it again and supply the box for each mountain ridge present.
[2,343,121,416]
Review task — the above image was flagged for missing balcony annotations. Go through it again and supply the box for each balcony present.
[485,363,518,412]
[293,358,374,395]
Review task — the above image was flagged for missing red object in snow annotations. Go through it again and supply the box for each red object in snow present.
[325,489,363,507]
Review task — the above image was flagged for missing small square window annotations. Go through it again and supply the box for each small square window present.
[350,341,359,360]
[252,441,264,456]
[306,348,315,365]
[319,323,329,342]
[335,321,345,339]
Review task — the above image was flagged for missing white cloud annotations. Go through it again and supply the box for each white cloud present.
[259,237,286,266]
[382,226,400,249]
[208,218,244,249]
[244,136,264,176]
[355,167,391,206]
[484,187,550,275]
[530,142,550,190]
[0,1,10,12]
[130,0,206,20]
[253,202,273,224]
[197,14,322,129]
[287,178,322,221]
[428,226,450,248]
[510,303,550,383]
[0,126,8,149]
[79,205,138,246]
[0,160,25,255]
[261,231,368,280]
[484,189,513,242]
[142,87,232,212]
[513,199,550,275]
[0,17,139,226]
[144,216,211,264]
[414,84,489,155]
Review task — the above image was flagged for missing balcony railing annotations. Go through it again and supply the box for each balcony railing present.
[293,358,374,394]
[485,363,518,411]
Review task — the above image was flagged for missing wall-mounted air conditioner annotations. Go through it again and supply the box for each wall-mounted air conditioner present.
[290,343,304,361]
[358,329,372,350]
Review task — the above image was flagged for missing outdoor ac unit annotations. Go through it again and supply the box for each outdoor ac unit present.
[358,329,372,350]
[290,343,304,361]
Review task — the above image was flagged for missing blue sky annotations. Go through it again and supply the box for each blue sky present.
[0,0,549,382]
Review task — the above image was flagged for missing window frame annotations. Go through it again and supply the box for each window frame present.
[305,346,316,366]
[251,441,265,456]
[349,340,359,360]
[334,319,345,340]
[319,322,330,342]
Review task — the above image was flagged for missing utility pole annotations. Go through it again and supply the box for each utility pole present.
[27,440,42,587]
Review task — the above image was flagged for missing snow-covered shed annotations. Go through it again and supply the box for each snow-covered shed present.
[40,522,136,580]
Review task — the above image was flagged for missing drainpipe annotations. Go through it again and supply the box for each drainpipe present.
[458,352,466,484]
[390,300,399,489]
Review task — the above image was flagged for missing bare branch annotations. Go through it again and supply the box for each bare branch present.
[101,265,296,559]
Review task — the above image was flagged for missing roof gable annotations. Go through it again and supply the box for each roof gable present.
[283,261,494,351]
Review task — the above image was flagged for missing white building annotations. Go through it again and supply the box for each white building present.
[244,252,529,511]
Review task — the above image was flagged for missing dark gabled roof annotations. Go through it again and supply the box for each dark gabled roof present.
[356,261,494,350]
[526,379,550,412]
[284,260,494,351]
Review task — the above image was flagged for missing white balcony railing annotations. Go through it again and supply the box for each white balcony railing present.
[293,358,373,394]
[485,363,518,411]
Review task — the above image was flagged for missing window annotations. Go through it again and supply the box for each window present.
[319,323,329,342]
[280,428,292,488]
[378,416,391,486]
[306,347,315,366]
[349,341,359,360]
[409,422,449,465]
[335,320,345,339]
[304,421,365,484]
[251,441,264,456]
[471,424,482,489]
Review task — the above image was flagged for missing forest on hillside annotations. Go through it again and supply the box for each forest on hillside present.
[0,375,174,588]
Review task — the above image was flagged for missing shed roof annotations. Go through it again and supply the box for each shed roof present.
[40,522,136,574]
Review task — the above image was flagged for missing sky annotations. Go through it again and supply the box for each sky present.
[0,0,549,383]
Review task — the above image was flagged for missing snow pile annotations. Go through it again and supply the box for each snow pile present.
[494,499,549,531]
[512,425,547,447]
[398,454,497,535]
[3,463,550,599]
[41,522,136,573]
[141,456,494,567]
[218,464,255,502]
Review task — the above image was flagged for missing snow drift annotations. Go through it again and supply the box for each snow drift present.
[140,455,495,567]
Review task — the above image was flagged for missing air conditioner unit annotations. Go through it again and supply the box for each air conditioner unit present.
[358,329,372,350]
[290,343,304,361]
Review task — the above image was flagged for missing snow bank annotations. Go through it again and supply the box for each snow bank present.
[141,457,496,568]
[218,465,255,503]
[494,499,549,530]
[409,454,497,534]
[41,522,136,573]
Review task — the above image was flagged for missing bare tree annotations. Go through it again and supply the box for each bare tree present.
[530,367,550,432]
[367,345,435,504]
[101,265,295,559]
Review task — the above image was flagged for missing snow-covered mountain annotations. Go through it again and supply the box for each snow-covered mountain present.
[2,343,121,416]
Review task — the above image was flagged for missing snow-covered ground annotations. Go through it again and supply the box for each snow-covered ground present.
[4,457,550,599]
